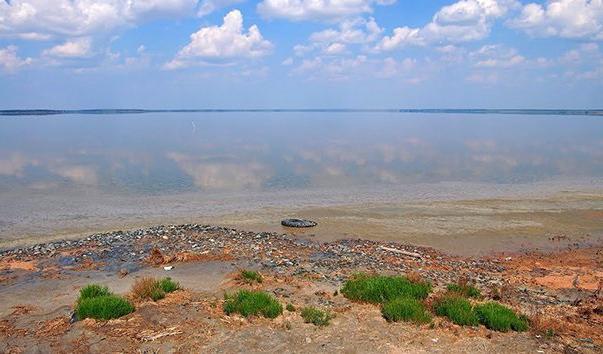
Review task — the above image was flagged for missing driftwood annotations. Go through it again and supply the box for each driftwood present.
[378,246,422,259]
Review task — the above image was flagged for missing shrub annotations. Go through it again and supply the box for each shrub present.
[447,283,481,299]
[341,273,431,304]
[76,295,134,320]
[433,295,479,326]
[475,302,528,332]
[79,284,111,300]
[131,277,179,302]
[286,303,296,312]
[223,290,282,319]
[240,270,263,283]
[158,277,180,293]
[381,297,432,324]
[301,307,333,326]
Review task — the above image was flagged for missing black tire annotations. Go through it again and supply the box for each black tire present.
[281,219,317,228]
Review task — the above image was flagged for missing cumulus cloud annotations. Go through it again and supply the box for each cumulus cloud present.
[310,17,382,45]
[165,10,272,69]
[292,55,368,80]
[42,38,92,58]
[257,0,394,21]
[470,44,526,68]
[507,0,603,39]
[0,0,199,39]
[197,0,243,16]
[294,17,382,56]
[0,45,32,73]
[375,0,519,51]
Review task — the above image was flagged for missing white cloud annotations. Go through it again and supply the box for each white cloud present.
[310,17,382,44]
[508,0,603,39]
[0,0,199,39]
[375,26,423,51]
[471,44,525,68]
[295,17,382,56]
[165,10,272,69]
[376,0,519,51]
[257,0,394,21]
[292,55,368,80]
[42,38,92,58]
[377,57,416,78]
[0,45,32,73]
[324,42,346,54]
[197,0,244,16]
[291,54,423,81]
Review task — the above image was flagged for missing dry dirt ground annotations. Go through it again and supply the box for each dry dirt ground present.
[0,224,601,353]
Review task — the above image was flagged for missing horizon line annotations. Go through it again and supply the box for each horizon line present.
[1,108,602,117]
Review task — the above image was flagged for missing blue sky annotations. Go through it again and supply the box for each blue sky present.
[1,0,602,108]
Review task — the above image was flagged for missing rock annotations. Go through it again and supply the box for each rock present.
[281,219,317,228]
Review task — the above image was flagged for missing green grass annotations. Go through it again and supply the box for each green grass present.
[158,277,180,293]
[79,284,111,300]
[381,297,432,324]
[286,303,296,312]
[475,302,529,332]
[433,295,479,326]
[223,290,282,319]
[76,295,134,320]
[447,283,481,298]
[341,273,432,304]
[240,270,263,283]
[301,307,333,326]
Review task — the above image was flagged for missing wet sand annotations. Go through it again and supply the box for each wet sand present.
[4,185,601,256]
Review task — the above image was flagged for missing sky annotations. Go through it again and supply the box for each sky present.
[0,0,602,109]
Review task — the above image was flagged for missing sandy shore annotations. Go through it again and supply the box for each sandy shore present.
[1,223,602,353]
[3,189,602,256]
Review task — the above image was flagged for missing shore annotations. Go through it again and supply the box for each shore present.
[2,188,603,255]
[1,223,602,353]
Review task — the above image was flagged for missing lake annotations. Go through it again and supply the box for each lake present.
[1,112,602,250]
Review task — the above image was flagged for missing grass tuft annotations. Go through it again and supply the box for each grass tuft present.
[240,270,263,283]
[286,303,296,312]
[475,302,528,332]
[301,307,333,326]
[223,290,282,319]
[433,295,479,326]
[158,277,180,293]
[447,283,481,298]
[341,273,432,304]
[381,297,432,324]
[76,295,134,320]
[131,277,180,302]
[79,284,111,300]
[75,284,134,321]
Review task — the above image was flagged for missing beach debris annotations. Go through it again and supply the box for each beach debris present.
[163,266,174,271]
[139,326,182,341]
[378,246,422,259]
[281,218,317,228]
[149,247,165,265]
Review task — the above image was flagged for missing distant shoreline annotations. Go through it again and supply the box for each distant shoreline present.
[1,108,602,116]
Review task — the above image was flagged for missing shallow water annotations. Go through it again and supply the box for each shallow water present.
[1,112,602,246]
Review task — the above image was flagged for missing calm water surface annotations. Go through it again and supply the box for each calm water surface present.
[0,112,602,243]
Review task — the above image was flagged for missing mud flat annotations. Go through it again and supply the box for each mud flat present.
[1,224,602,353]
